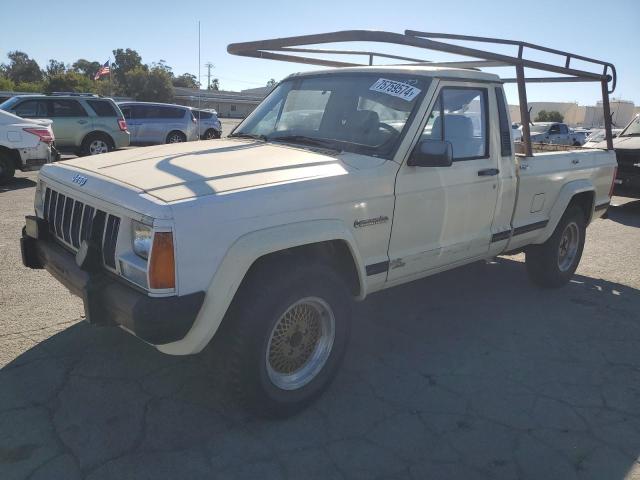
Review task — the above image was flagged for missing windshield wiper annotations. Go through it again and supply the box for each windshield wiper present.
[269,135,342,152]
[228,132,268,141]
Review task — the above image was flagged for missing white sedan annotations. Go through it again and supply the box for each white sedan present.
[0,109,56,183]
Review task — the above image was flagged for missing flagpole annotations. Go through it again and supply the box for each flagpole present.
[109,60,112,98]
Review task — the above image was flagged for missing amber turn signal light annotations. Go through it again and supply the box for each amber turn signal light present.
[149,232,175,289]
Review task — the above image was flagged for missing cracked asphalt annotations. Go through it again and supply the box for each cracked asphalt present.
[2,171,640,480]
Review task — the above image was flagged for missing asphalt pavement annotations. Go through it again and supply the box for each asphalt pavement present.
[1,168,639,480]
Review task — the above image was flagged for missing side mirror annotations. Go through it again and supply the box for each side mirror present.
[407,139,453,167]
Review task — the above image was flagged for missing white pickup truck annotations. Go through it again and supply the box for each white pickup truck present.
[21,31,618,416]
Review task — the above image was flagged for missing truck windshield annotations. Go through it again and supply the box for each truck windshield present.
[620,115,640,137]
[231,73,431,159]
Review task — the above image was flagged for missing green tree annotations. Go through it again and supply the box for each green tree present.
[112,48,145,91]
[535,110,564,123]
[4,51,43,84]
[124,66,174,102]
[72,59,101,79]
[208,78,219,91]
[45,59,67,78]
[173,73,199,88]
[0,76,14,90]
[14,81,44,93]
[44,71,94,93]
[266,78,276,89]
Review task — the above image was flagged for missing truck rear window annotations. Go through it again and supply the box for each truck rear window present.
[87,100,118,117]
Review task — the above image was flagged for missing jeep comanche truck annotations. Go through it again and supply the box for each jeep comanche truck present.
[21,31,618,416]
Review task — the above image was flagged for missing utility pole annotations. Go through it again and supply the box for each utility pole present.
[205,62,214,90]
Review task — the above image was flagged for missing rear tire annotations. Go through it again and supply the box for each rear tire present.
[80,133,113,156]
[0,153,16,184]
[525,205,586,288]
[166,131,186,144]
[212,257,352,417]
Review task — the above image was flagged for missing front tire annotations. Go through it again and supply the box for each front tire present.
[202,129,220,140]
[0,153,16,184]
[215,258,352,417]
[525,205,586,288]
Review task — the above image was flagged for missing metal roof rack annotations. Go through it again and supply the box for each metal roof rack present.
[48,92,101,97]
[228,30,616,155]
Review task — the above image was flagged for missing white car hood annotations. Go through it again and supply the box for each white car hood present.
[59,139,351,202]
[594,135,640,150]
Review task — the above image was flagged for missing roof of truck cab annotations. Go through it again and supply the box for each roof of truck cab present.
[284,65,502,83]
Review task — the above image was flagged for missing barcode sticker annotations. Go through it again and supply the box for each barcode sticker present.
[369,78,421,101]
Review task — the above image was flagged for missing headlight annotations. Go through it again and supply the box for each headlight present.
[132,220,152,259]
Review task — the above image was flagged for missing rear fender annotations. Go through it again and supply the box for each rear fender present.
[534,179,594,244]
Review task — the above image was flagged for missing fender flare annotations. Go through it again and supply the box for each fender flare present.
[157,219,365,355]
[536,179,594,243]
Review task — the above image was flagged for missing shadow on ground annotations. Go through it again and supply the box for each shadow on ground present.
[608,200,640,228]
[0,177,37,193]
[2,259,640,480]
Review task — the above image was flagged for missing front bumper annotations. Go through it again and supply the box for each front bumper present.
[20,217,204,345]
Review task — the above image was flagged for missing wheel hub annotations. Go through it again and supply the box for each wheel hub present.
[558,222,579,272]
[266,297,335,390]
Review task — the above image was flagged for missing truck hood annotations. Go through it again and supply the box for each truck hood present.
[61,139,351,202]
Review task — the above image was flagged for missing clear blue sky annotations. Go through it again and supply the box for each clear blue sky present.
[2,0,638,106]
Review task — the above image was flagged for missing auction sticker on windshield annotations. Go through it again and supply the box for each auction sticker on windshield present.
[369,78,421,101]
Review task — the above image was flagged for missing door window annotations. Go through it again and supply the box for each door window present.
[559,124,568,134]
[87,100,117,117]
[549,124,561,134]
[422,87,488,160]
[50,100,87,117]
[14,100,48,118]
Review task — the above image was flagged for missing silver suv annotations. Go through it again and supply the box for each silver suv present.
[192,109,222,139]
[118,102,198,145]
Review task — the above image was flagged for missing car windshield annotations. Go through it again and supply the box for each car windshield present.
[620,115,640,137]
[0,97,20,110]
[231,73,431,159]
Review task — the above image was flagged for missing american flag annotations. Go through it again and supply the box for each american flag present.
[94,60,110,81]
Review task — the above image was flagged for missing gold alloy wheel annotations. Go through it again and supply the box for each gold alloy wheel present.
[265,297,335,391]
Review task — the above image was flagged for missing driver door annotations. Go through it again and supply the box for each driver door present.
[387,82,500,282]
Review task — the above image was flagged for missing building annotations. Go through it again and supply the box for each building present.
[509,99,637,128]
[173,87,270,118]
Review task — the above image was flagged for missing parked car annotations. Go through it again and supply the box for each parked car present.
[118,102,198,145]
[21,32,617,417]
[529,122,584,146]
[596,114,640,191]
[511,122,523,142]
[582,128,623,148]
[0,94,129,156]
[0,109,55,183]
[192,109,222,139]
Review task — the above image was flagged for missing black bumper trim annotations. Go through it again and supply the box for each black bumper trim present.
[594,202,610,212]
[513,220,549,236]
[21,226,204,345]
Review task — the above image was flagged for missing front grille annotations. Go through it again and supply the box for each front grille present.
[43,186,120,269]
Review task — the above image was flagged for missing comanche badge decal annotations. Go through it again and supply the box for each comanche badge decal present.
[354,216,389,228]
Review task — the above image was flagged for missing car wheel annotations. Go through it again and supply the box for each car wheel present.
[203,129,218,140]
[166,131,187,144]
[0,153,16,184]
[525,205,586,288]
[213,258,352,417]
[81,133,113,156]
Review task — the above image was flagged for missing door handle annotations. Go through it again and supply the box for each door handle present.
[478,168,500,176]
[77,120,88,125]
[571,159,580,164]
